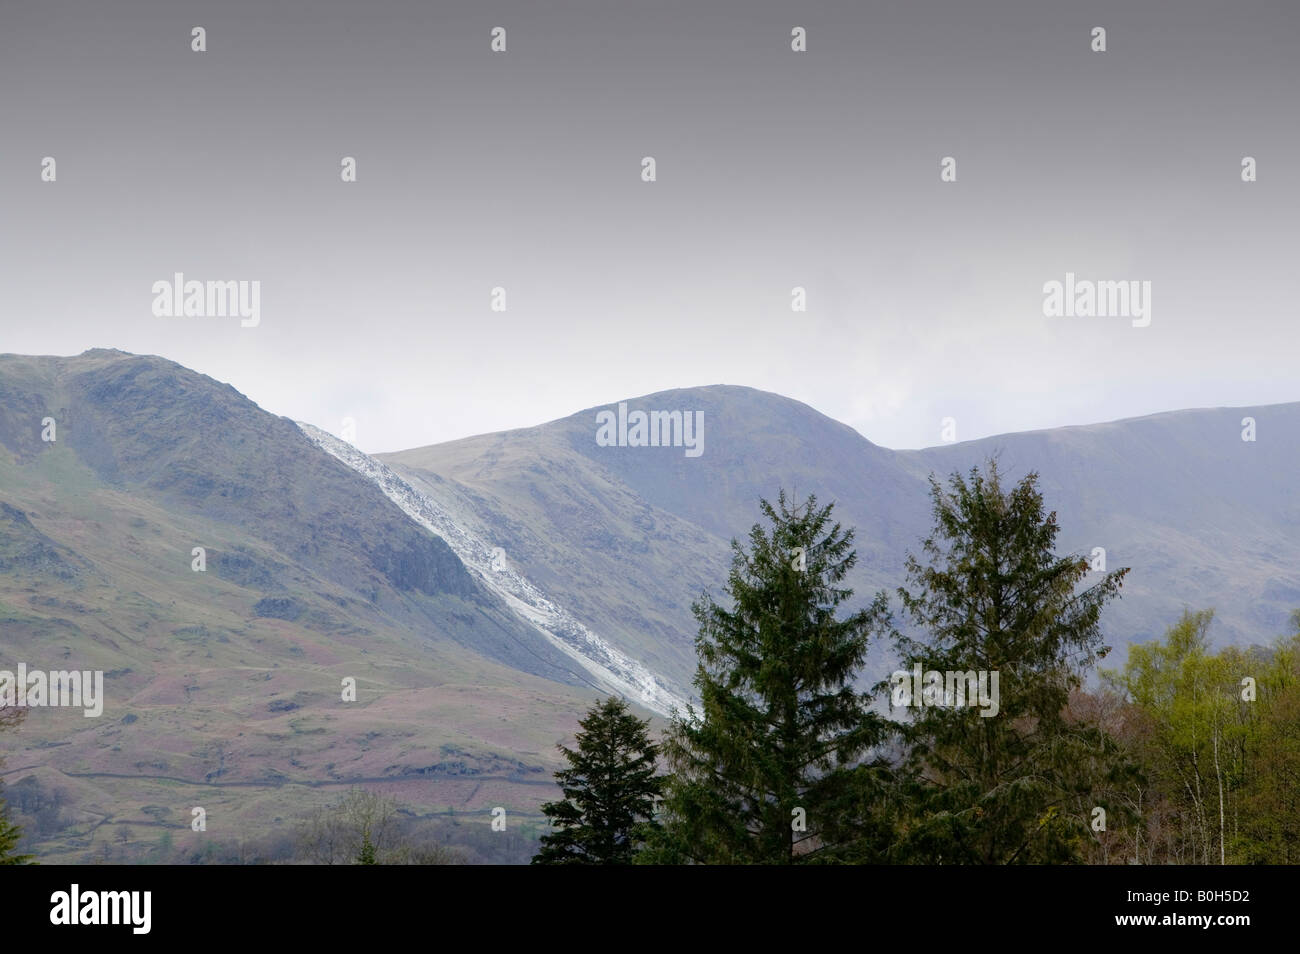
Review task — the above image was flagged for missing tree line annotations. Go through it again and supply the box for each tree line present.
[531,460,1300,865]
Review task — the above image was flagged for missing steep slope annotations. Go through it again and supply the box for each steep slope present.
[0,350,602,861]
[297,422,685,715]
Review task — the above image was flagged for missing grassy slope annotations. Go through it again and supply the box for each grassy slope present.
[0,352,605,863]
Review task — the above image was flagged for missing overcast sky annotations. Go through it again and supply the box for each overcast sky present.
[1,0,1296,453]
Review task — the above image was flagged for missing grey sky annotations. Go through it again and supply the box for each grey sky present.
[1,0,1296,453]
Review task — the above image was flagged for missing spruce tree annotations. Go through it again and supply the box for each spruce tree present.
[654,490,894,864]
[0,796,31,865]
[890,460,1132,864]
[356,832,377,865]
[532,696,662,864]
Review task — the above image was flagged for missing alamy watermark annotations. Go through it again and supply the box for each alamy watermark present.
[50,885,150,934]
[1043,272,1150,328]
[152,272,260,327]
[0,664,104,717]
[890,663,1000,717]
[595,402,704,458]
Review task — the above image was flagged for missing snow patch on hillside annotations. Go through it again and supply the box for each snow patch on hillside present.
[297,422,686,717]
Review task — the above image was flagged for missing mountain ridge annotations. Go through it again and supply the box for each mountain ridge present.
[4,348,1297,861]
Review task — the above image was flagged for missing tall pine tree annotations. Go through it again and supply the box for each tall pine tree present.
[889,460,1133,864]
[532,696,662,864]
[653,490,894,864]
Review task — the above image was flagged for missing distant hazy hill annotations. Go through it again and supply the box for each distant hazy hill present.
[904,404,1300,647]
[382,385,1300,694]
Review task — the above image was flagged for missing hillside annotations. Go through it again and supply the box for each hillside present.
[0,350,604,862]
[5,351,1297,862]
[382,386,1300,694]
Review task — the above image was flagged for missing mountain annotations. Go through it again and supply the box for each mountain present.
[297,421,686,716]
[0,350,609,862]
[378,387,928,697]
[903,405,1300,645]
[381,386,1300,697]
[4,350,1297,862]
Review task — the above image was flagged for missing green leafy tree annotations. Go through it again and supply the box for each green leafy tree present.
[1243,629,1300,862]
[1109,610,1300,863]
[532,696,663,864]
[890,460,1133,864]
[1108,610,1231,863]
[653,490,894,864]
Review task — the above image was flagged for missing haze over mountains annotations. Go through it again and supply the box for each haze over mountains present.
[2,348,1297,860]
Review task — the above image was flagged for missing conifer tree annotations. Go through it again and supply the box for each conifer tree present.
[356,832,377,865]
[654,490,894,864]
[0,796,30,865]
[890,460,1132,864]
[532,696,662,864]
